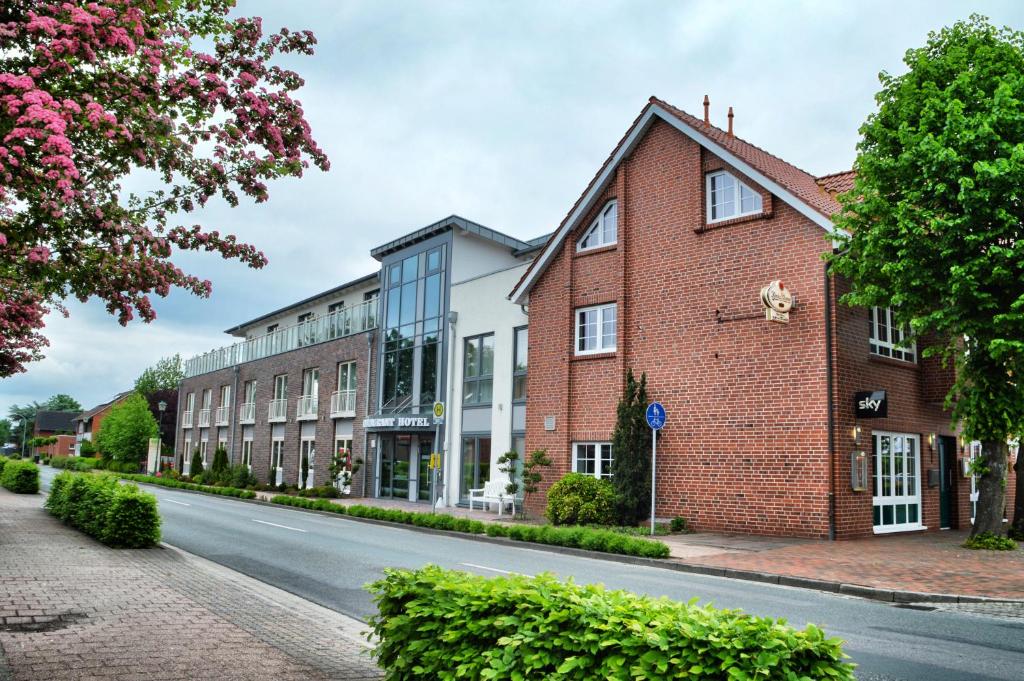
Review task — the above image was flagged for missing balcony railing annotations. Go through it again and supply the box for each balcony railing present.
[214,405,230,426]
[239,402,255,424]
[198,408,211,427]
[330,390,357,417]
[182,410,193,428]
[183,299,377,378]
[268,398,287,422]
[296,395,319,420]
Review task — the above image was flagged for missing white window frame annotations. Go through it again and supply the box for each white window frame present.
[706,170,762,223]
[869,306,916,363]
[573,442,613,480]
[241,438,253,471]
[577,200,618,251]
[270,438,284,486]
[872,431,924,534]
[299,438,316,489]
[575,303,617,355]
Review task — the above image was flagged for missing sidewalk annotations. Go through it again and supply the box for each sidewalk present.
[0,488,382,681]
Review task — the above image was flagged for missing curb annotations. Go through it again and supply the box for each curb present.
[122,476,1024,607]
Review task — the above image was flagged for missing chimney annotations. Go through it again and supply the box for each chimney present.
[703,95,710,125]
[727,106,734,136]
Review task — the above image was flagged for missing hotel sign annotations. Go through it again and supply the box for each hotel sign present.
[363,416,433,429]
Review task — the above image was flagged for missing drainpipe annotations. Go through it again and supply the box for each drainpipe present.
[824,261,837,541]
[443,310,458,506]
[361,329,374,497]
[229,365,240,466]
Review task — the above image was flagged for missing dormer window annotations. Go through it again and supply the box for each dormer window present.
[706,171,762,222]
[577,200,617,251]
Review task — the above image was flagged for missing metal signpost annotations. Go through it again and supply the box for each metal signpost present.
[645,402,666,536]
[431,402,445,513]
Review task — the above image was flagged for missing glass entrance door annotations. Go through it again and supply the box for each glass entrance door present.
[378,434,411,499]
[459,436,491,503]
[417,437,433,501]
[872,432,922,533]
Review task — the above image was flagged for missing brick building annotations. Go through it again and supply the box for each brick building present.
[31,410,77,458]
[510,96,1016,538]
[73,392,132,456]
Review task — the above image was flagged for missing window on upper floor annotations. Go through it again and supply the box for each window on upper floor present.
[869,306,916,363]
[266,324,279,334]
[327,301,345,314]
[463,334,495,405]
[706,170,762,223]
[575,304,617,355]
[512,326,528,402]
[577,200,617,251]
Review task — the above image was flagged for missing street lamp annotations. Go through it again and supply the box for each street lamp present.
[157,401,167,474]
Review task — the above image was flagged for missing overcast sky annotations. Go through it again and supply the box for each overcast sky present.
[3,1,1023,420]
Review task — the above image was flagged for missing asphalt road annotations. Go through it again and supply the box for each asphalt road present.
[40,467,1024,680]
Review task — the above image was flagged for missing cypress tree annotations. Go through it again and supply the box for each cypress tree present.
[189,447,204,477]
[610,369,652,526]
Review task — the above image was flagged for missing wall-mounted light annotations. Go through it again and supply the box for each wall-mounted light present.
[927,433,936,451]
[852,425,862,447]
[850,450,868,491]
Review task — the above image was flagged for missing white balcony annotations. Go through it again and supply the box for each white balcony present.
[214,405,230,426]
[198,408,211,427]
[330,390,357,418]
[268,398,287,422]
[239,402,256,424]
[296,395,319,420]
[182,410,193,428]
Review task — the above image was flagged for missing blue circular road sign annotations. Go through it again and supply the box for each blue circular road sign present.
[645,402,666,430]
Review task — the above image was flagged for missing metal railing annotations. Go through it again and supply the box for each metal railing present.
[239,402,255,424]
[268,398,287,422]
[330,390,357,417]
[183,299,377,378]
[198,408,211,427]
[296,395,319,420]
[214,405,230,426]
[182,410,193,428]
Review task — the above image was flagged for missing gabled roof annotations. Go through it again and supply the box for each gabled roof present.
[816,170,856,196]
[35,410,77,433]
[370,215,532,260]
[74,391,133,424]
[509,96,845,304]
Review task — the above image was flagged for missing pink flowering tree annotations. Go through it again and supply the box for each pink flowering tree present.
[0,1,329,375]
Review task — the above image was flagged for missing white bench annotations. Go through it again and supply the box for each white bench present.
[469,480,516,516]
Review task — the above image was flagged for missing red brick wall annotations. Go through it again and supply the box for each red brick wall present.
[177,331,375,494]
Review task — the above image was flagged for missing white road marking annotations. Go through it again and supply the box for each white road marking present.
[163,499,191,507]
[461,563,532,577]
[252,519,307,533]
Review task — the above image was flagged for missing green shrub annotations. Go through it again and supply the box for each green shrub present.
[1,459,40,494]
[368,566,855,680]
[116,473,256,499]
[297,485,340,498]
[963,532,1018,551]
[45,472,160,548]
[670,516,688,533]
[79,439,97,457]
[228,464,257,489]
[0,456,7,476]
[189,448,204,477]
[546,472,616,526]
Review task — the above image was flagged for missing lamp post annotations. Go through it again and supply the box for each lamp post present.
[157,400,167,474]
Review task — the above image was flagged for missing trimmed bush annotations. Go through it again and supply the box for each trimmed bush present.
[297,485,340,498]
[46,472,160,548]
[1,459,40,494]
[118,473,256,499]
[50,455,100,472]
[368,566,855,680]
[963,532,1018,551]
[546,472,616,526]
[267,497,668,558]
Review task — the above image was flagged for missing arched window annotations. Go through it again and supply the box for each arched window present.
[706,171,762,222]
[577,200,618,251]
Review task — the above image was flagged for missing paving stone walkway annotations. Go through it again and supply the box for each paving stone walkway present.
[0,488,382,681]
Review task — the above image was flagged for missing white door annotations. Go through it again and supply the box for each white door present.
[271,439,284,486]
[300,439,315,488]
[968,440,981,523]
[872,432,922,533]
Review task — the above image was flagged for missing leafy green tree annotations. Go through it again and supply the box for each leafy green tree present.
[828,15,1024,536]
[610,369,652,526]
[96,393,158,465]
[134,355,185,397]
[0,418,11,445]
[521,449,552,515]
[43,394,81,412]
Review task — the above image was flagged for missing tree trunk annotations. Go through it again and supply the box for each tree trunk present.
[971,439,1008,536]
[1011,447,1024,539]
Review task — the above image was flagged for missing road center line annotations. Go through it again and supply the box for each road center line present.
[252,519,307,533]
[162,499,191,507]
[461,563,532,577]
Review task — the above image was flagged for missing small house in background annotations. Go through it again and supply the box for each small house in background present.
[73,391,133,456]
[32,410,78,458]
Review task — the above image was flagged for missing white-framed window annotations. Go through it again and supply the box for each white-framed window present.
[869,307,916,362]
[270,438,284,486]
[706,170,762,222]
[575,304,617,355]
[199,440,208,467]
[241,439,253,471]
[872,431,922,533]
[577,200,618,251]
[573,442,613,480]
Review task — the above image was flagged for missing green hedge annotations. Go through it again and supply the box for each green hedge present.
[546,472,617,526]
[269,496,668,558]
[50,455,101,472]
[1,458,40,494]
[369,566,855,680]
[119,473,256,499]
[46,472,160,548]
